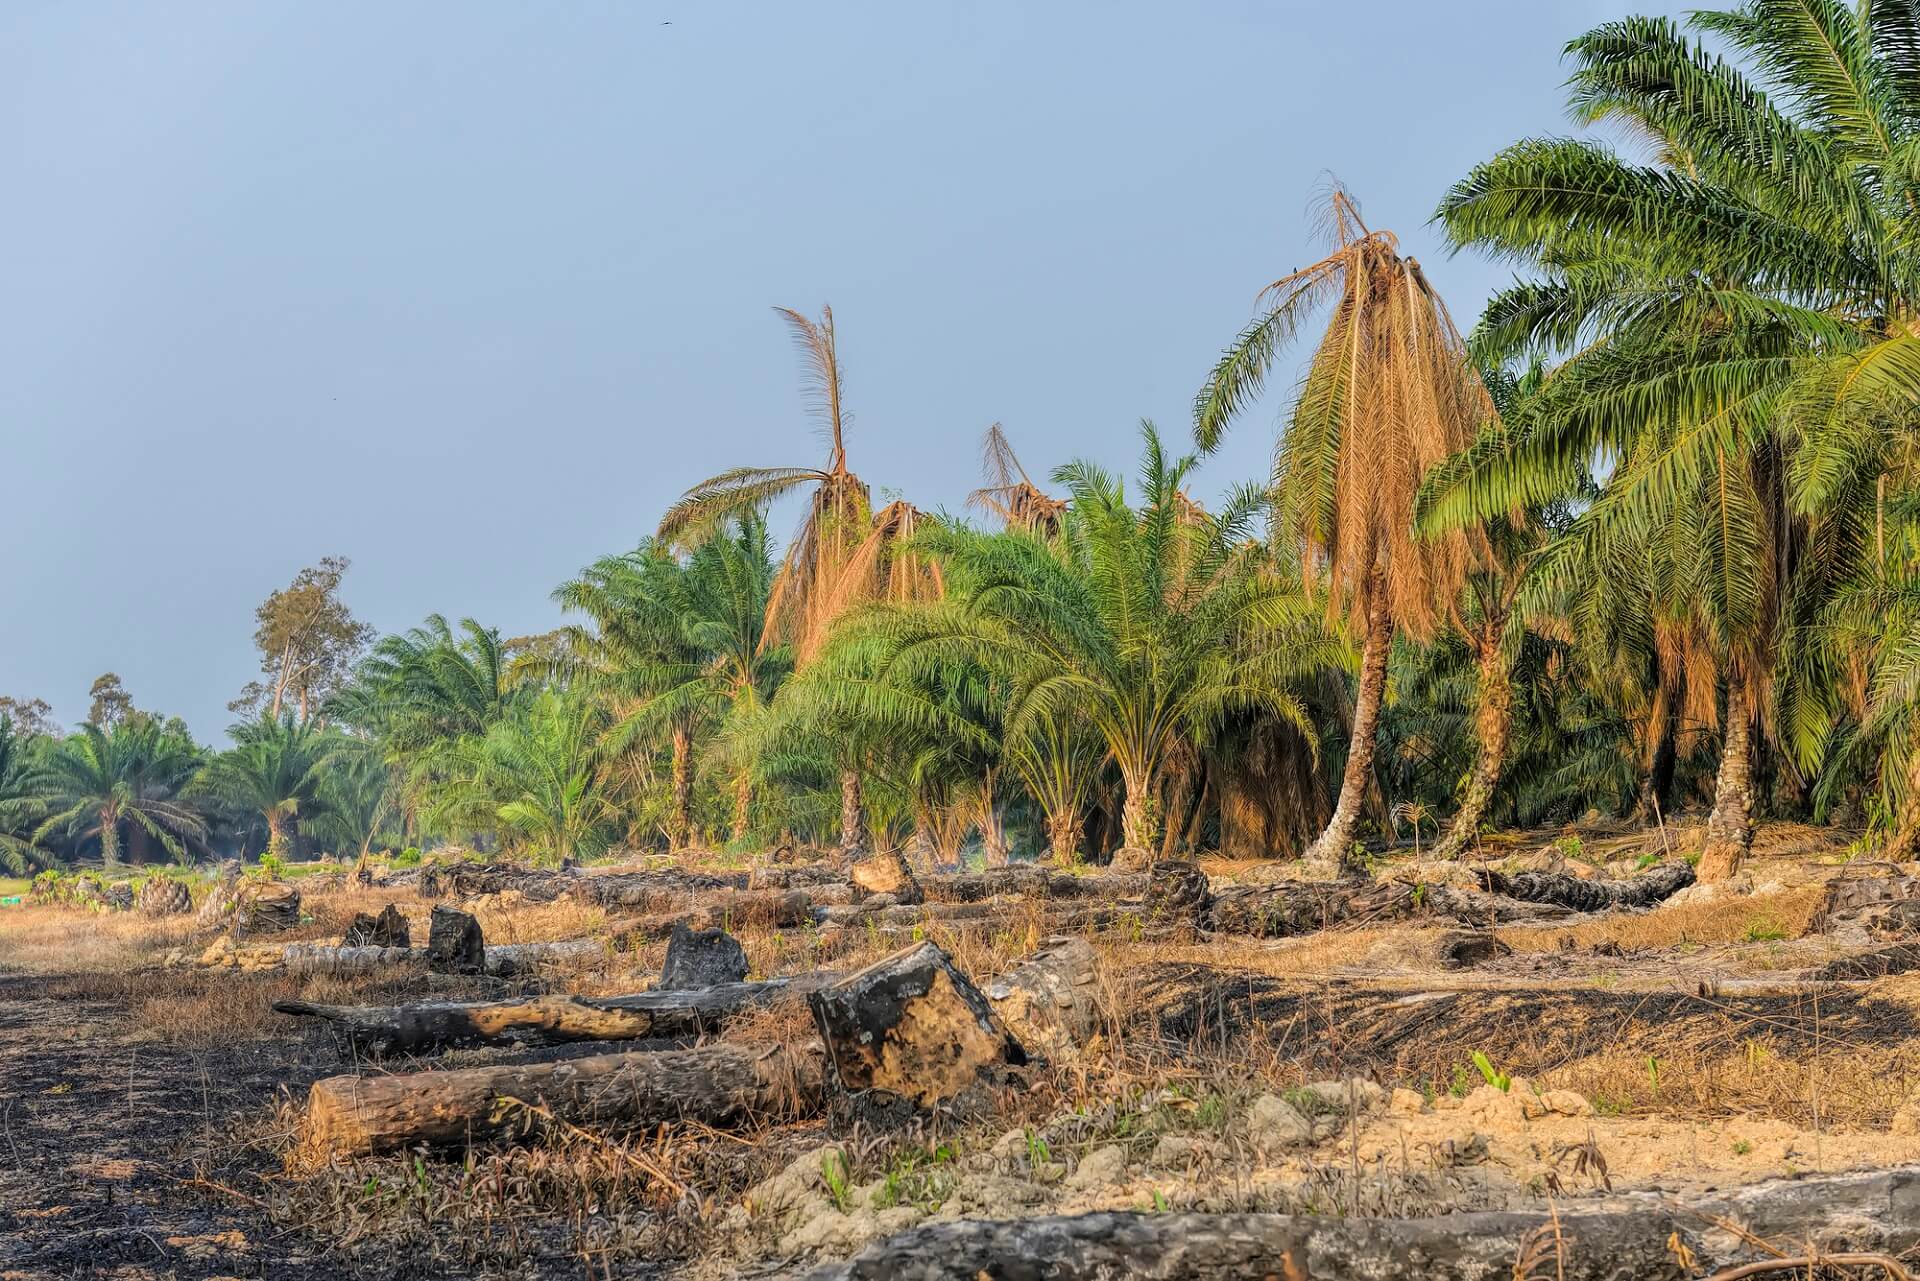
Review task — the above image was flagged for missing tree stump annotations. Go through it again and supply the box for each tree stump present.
[808,941,1017,1111]
[1109,845,1152,874]
[984,937,1103,1062]
[100,882,134,912]
[233,881,301,936]
[660,922,749,990]
[849,849,922,905]
[196,860,244,927]
[1143,860,1211,927]
[1474,859,1694,912]
[138,877,192,917]
[343,904,410,948]
[1814,866,1920,936]
[426,906,485,974]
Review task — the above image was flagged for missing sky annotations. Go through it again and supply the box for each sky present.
[1,1,1688,742]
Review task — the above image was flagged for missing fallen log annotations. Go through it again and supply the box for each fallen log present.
[275,975,834,1056]
[1815,865,1920,937]
[573,868,755,909]
[605,889,814,941]
[983,936,1102,1061]
[196,938,602,977]
[1473,859,1695,912]
[1203,879,1563,938]
[301,1039,825,1157]
[918,868,1147,904]
[805,1162,1920,1281]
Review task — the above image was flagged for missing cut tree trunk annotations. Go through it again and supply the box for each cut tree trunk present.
[982,936,1101,1062]
[807,941,1017,1110]
[275,976,834,1056]
[301,1040,825,1157]
[849,848,922,903]
[1699,676,1756,882]
[920,868,1146,903]
[1473,860,1694,913]
[425,906,485,974]
[342,904,410,948]
[1306,564,1391,870]
[605,890,813,941]
[1205,879,1565,938]
[1431,635,1511,861]
[804,1165,1920,1281]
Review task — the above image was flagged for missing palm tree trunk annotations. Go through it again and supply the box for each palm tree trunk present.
[905,810,938,875]
[1120,768,1153,852]
[669,724,693,851]
[839,769,870,858]
[1698,675,1756,883]
[1432,637,1512,861]
[1047,807,1080,866]
[978,769,1009,867]
[266,810,289,862]
[731,771,751,846]
[1306,568,1391,868]
[99,804,120,866]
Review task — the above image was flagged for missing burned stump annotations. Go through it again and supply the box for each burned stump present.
[426,906,485,974]
[660,921,749,990]
[342,904,411,949]
[808,941,1018,1113]
[1143,860,1211,927]
[1474,859,1694,912]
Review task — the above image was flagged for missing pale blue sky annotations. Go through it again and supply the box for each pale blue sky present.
[1,1,1682,740]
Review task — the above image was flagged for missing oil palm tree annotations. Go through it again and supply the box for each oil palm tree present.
[30,719,207,865]
[660,306,938,854]
[970,423,1068,536]
[428,691,618,865]
[854,422,1339,858]
[195,714,334,861]
[1427,3,1920,877]
[0,717,50,874]
[1194,181,1490,867]
[307,737,399,860]
[554,513,788,850]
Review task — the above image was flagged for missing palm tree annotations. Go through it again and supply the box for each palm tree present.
[660,306,938,855]
[307,738,399,860]
[428,691,618,865]
[854,423,1338,858]
[30,719,207,865]
[970,423,1068,536]
[1427,3,1920,877]
[0,717,51,874]
[554,513,788,850]
[195,715,333,861]
[1194,182,1490,868]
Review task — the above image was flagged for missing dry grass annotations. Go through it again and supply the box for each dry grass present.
[1497,887,1826,955]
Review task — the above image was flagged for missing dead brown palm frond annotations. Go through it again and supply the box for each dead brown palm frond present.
[774,304,849,469]
[969,423,1068,535]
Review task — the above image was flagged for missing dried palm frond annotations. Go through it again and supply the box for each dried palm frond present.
[969,423,1068,535]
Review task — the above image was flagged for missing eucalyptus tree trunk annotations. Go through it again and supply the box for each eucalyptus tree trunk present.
[1306,568,1391,869]
[1698,676,1756,883]
[839,769,870,858]
[1431,636,1511,861]
[668,724,694,851]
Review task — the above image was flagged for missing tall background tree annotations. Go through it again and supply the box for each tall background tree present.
[231,557,375,722]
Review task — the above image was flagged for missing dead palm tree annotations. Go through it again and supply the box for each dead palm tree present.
[659,305,937,855]
[1195,182,1490,868]
[969,424,1067,536]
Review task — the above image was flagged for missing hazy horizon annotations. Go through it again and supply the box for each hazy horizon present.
[2,2,1680,742]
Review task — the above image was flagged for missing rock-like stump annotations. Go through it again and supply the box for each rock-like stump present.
[138,877,192,917]
[343,904,410,948]
[426,906,485,974]
[849,849,922,905]
[984,936,1102,1062]
[660,921,749,990]
[808,941,1017,1112]
[233,881,300,936]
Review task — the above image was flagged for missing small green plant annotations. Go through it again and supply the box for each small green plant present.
[1449,1064,1472,1097]
[1645,1055,1661,1092]
[1150,1188,1170,1212]
[1193,1092,1228,1130]
[820,1149,853,1212]
[1634,850,1660,870]
[1731,1139,1752,1155]
[1592,1094,1626,1117]
[1023,1127,1051,1169]
[392,846,423,867]
[256,851,286,880]
[1470,1051,1511,1092]
[1742,916,1787,942]
[1554,834,1592,863]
